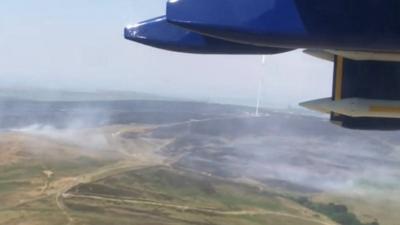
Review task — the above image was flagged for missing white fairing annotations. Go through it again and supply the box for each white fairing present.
[300,98,400,118]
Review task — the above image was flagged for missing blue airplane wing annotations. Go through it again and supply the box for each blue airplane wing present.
[124,16,291,55]
[166,0,400,52]
[166,0,306,47]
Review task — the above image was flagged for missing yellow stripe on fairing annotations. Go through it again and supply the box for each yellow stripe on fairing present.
[334,56,344,101]
[370,106,400,114]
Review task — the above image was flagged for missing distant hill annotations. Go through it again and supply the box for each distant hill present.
[0,88,179,102]
[0,99,253,129]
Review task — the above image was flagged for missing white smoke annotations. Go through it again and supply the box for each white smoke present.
[13,123,109,150]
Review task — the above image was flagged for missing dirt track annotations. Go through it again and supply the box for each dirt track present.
[65,194,337,225]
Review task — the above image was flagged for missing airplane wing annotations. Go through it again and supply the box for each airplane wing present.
[125,0,400,130]
[124,16,291,55]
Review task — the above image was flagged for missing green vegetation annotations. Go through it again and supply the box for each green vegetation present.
[294,197,379,225]
[63,167,336,225]
[0,196,68,225]
[70,167,288,211]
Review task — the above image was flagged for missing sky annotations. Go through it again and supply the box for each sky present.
[0,0,332,107]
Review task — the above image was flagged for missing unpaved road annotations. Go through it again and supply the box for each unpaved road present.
[54,123,180,225]
[55,155,169,225]
[55,162,161,225]
[65,194,337,225]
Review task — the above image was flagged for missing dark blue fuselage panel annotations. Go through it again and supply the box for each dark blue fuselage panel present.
[167,0,400,52]
[124,17,291,54]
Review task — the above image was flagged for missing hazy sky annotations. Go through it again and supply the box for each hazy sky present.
[0,0,333,107]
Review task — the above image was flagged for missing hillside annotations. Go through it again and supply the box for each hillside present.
[0,99,398,225]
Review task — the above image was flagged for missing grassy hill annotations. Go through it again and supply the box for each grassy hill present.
[62,167,337,225]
